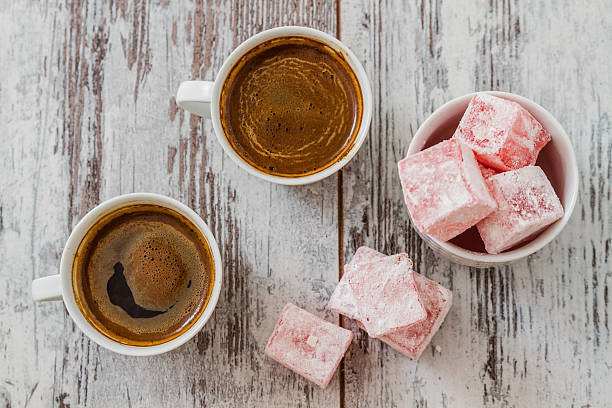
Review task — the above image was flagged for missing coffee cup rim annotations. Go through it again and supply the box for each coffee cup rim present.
[406,91,579,267]
[209,26,373,185]
[59,193,223,356]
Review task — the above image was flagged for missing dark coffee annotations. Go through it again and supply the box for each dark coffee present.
[72,205,214,346]
[220,36,363,177]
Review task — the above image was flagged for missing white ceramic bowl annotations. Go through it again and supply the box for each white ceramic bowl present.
[406,92,579,268]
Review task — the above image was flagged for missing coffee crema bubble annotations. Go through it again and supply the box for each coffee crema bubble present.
[72,205,214,346]
[220,36,363,177]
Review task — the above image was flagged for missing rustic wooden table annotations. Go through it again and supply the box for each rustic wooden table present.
[1,1,610,406]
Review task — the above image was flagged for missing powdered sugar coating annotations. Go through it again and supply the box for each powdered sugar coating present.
[478,162,500,179]
[265,303,353,388]
[398,139,497,242]
[453,93,552,171]
[327,247,382,320]
[476,166,564,254]
[350,246,387,264]
[327,247,412,320]
[352,246,401,266]
[334,247,452,360]
[326,268,362,320]
[347,254,426,337]
[379,273,452,360]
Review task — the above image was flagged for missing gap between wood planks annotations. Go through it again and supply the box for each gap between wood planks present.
[335,1,346,407]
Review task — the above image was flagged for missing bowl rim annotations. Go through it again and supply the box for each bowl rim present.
[406,91,579,265]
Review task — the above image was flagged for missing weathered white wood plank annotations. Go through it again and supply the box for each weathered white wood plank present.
[340,0,611,406]
[2,0,611,406]
[0,0,341,407]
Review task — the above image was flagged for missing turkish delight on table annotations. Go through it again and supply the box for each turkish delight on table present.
[378,272,452,360]
[328,247,453,360]
[265,303,353,388]
[398,138,497,242]
[347,253,426,337]
[478,162,500,179]
[476,166,564,254]
[453,93,552,171]
[327,247,413,321]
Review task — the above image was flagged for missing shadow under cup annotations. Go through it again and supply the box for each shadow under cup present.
[413,95,575,255]
[71,204,216,346]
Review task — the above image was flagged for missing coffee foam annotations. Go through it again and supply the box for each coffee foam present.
[234,57,350,160]
[73,206,214,345]
[220,36,363,177]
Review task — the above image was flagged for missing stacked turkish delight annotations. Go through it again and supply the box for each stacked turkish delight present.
[398,93,563,254]
[329,247,452,360]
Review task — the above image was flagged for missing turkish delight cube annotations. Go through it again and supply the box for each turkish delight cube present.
[327,247,412,321]
[453,93,552,171]
[476,166,564,254]
[378,272,452,360]
[398,138,497,242]
[478,162,500,179]
[265,303,353,388]
[334,247,452,360]
[347,254,426,337]
[326,268,362,321]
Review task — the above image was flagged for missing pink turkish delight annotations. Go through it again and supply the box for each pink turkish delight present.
[328,247,452,360]
[265,303,353,388]
[347,253,426,337]
[327,247,413,321]
[326,270,362,321]
[398,138,497,242]
[478,162,500,179]
[378,273,452,360]
[476,166,564,254]
[453,93,552,171]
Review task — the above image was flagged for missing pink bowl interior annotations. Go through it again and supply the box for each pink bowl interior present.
[415,93,574,255]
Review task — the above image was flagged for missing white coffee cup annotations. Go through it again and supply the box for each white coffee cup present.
[406,92,579,268]
[31,193,223,356]
[176,26,372,185]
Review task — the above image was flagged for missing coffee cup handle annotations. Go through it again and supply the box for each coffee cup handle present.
[176,81,214,119]
[32,275,62,302]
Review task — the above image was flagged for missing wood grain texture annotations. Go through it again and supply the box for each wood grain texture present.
[0,0,610,407]
[340,0,611,406]
[0,0,340,407]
